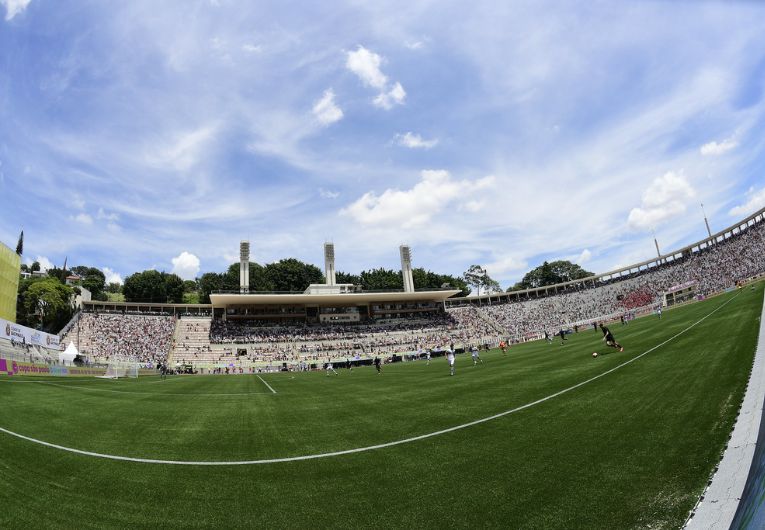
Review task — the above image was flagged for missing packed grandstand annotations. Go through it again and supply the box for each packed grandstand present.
[51,208,765,371]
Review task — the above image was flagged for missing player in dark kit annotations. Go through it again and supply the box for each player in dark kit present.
[374,356,382,374]
[599,324,624,352]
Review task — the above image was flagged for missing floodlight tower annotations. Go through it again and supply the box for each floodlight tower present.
[651,229,662,259]
[399,245,414,293]
[324,242,336,286]
[701,203,713,239]
[240,240,250,293]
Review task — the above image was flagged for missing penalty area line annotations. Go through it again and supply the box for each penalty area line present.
[0,293,738,466]
[257,375,277,394]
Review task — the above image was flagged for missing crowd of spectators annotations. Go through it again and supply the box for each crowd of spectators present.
[206,315,497,361]
[60,313,175,365]
[470,219,765,339]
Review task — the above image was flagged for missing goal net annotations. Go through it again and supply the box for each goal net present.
[99,359,139,379]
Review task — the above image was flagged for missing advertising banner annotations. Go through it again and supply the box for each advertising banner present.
[0,317,60,349]
[0,358,106,377]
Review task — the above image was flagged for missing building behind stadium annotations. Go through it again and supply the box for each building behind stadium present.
[0,241,20,323]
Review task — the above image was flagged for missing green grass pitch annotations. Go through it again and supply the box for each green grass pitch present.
[0,285,762,529]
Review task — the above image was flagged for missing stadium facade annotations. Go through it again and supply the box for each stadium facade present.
[0,241,20,323]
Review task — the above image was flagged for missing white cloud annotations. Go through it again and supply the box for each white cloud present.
[729,187,765,218]
[373,82,406,109]
[25,255,54,272]
[102,267,123,285]
[576,248,592,264]
[171,251,201,280]
[346,46,406,110]
[242,43,262,53]
[72,213,93,225]
[312,89,344,126]
[319,188,340,199]
[145,125,217,171]
[484,255,527,277]
[627,171,696,230]
[341,170,495,229]
[395,131,438,149]
[96,207,119,221]
[1,0,31,21]
[72,194,86,210]
[346,46,388,89]
[462,200,484,212]
[700,137,737,156]
[404,40,424,50]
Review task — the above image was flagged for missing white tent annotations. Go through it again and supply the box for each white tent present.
[59,341,79,366]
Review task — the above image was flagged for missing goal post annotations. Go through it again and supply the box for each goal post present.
[99,359,139,379]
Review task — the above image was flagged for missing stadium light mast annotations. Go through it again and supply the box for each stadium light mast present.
[324,242,336,286]
[399,245,415,293]
[701,203,713,239]
[652,229,662,260]
[240,240,250,293]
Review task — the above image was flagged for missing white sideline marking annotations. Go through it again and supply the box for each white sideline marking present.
[0,294,738,466]
[257,375,277,394]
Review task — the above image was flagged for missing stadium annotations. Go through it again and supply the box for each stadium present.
[0,205,764,528]
[4,2,765,529]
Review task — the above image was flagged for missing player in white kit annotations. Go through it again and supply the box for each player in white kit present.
[325,362,338,376]
[471,345,483,365]
[446,349,456,376]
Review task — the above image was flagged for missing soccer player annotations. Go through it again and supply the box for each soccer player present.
[599,324,624,352]
[446,349,456,376]
[160,363,167,381]
[325,362,338,376]
[544,330,553,344]
[374,356,382,374]
[657,306,662,319]
[346,358,352,372]
[499,340,507,355]
[471,345,483,365]
[425,349,431,365]
[559,329,567,344]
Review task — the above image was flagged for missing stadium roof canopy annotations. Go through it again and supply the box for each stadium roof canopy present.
[209,289,461,308]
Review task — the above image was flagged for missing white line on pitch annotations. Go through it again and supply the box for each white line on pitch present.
[257,374,277,394]
[0,293,738,465]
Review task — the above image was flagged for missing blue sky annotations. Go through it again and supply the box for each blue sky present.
[1,0,764,288]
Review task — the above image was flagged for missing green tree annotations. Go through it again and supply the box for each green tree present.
[411,268,470,296]
[22,278,74,332]
[462,265,501,297]
[225,262,271,292]
[513,260,594,290]
[106,282,122,294]
[123,270,167,302]
[359,268,403,290]
[336,271,361,285]
[264,259,324,292]
[30,261,40,273]
[164,273,185,303]
[463,264,486,296]
[81,268,106,296]
[15,230,23,256]
[198,272,224,304]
